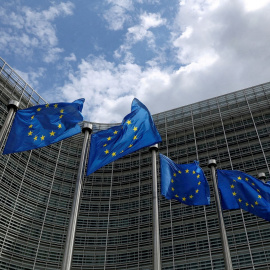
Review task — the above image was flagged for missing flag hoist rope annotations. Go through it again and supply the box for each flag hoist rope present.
[61,122,92,270]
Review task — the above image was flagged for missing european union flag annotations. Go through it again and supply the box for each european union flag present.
[3,99,84,154]
[159,154,210,205]
[87,98,162,175]
[217,169,270,222]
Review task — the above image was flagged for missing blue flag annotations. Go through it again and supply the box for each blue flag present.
[159,154,210,205]
[3,99,84,154]
[217,169,270,222]
[87,98,162,175]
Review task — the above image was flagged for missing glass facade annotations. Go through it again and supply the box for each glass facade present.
[1,57,270,269]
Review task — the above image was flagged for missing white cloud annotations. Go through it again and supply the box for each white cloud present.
[44,47,64,63]
[55,57,142,122]
[141,12,166,29]
[103,0,134,30]
[128,12,166,42]
[56,0,270,123]
[244,0,270,12]
[64,53,77,62]
[15,68,46,90]
[55,55,184,123]
[103,0,166,31]
[114,12,166,59]
[0,2,74,63]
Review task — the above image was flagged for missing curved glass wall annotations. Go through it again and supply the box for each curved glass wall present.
[1,57,270,269]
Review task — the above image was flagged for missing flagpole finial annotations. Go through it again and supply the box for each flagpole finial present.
[82,122,92,133]
[208,159,217,168]
[258,172,266,182]
[149,144,158,152]
[7,100,19,111]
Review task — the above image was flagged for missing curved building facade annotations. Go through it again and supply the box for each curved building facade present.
[1,57,270,269]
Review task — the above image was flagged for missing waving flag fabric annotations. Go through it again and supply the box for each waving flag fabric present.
[3,99,84,154]
[87,98,161,175]
[217,169,270,221]
[160,154,210,205]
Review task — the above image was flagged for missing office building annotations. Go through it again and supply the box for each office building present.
[1,57,270,269]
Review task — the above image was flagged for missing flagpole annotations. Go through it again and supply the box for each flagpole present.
[208,159,233,270]
[258,172,266,183]
[149,144,162,270]
[62,122,92,270]
[0,100,19,145]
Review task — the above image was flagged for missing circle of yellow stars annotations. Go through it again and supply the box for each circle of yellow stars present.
[170,168,202,203]
[103,119,139,157]
[27,103,64,143]
[230,176,261,210]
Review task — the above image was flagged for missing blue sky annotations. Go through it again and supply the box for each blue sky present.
[1,0,270,123]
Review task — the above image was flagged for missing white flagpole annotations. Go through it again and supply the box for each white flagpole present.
[61,122,92,270]
[0,100,19,146]
[208,159,233,270]
[149,144,162,270]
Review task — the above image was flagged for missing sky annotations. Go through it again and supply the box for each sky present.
[1,0,270,123]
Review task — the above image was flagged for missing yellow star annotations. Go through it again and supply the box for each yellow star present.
[245,178,249,181]
[34,136,38,141]
[50,131,55,136]
[198,181,201,185]
[185,169,189,173]
[175,195,179,198]
[173,173,176,177]
[105,149,109,154]
[171,187,175,191]
[31,115,34,120]
[255,201,259,205]
[120,150,124,153]
[28,131,33,136]
[126,120,131,125]
[230,184,235,188]
[103,144,107,147]
[112,152,116,157]
[182,197,186,201]
[257,189,260,193]
[107,137,111,141]
[238,198,242,203]
[196,189,199,193]
[60,109,64,113]
[189,195,193,199]
[171,179,174,183]
[238,176,241,180]
[252,183,255,186]
[197,174,200,179]
[58,124,62,129]
[37,108,41,111]
[233,180,236,182]
[133,127,138,132]
[54,104,58,108]
[133,135,137,140]
[129,144,133,148]
[251,204,254,208]
[193,170,196,174]
[114,130,118,135]
[232,192,237,196]
[59,115,63,119]
[29,124,33,128]
[41,135,45,141]
[258,195,262,199]
[178,170,182,174]
[246,202,249,206]
[45,104,49,108]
